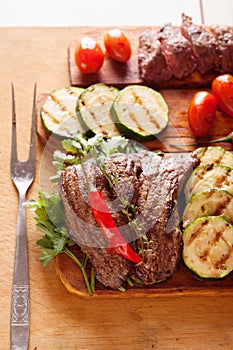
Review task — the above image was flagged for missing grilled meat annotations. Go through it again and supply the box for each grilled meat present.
[138,30,172,84]
[60,151,194,289]
[181,13,218,74]
[158,23,197,79]
[138,14,233,84]
[210,25,233,73]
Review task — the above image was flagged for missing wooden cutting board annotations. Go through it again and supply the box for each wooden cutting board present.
[68,27,219,89]
[37,26,233,298]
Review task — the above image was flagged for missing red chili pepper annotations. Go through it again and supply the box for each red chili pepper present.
[88,190,142,263]
[79,156,142,264]
[171,131,233,147]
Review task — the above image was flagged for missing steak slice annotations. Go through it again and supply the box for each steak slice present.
[132,153,193,284]
[60,152,151,289]
[210,25,233,73]
[181,13,217,74]
[158,23,197,79]
[138,29,173,84]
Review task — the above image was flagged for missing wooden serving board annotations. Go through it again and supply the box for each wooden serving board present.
[54,246,233,299]
[68,26,219,89]
[36,26,233,298]
[37,89,233,154]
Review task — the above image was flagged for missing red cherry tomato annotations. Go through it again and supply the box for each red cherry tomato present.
[75,37,104,73]
[212,74,233,118]
[188,91,217,137]
[103,29,131,62]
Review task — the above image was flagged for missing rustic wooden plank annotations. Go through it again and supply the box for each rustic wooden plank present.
[68,27,220,89]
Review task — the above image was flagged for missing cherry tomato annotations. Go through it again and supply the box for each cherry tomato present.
[212,74,233,118]
[75,37,104,73]
[103,29,131,62]
[188,91,217,137]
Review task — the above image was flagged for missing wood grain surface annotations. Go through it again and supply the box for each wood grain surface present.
[1,27,233,350]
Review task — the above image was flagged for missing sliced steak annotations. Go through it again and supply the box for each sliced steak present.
[60,152,152,289]
[60,151,195,289]
[138,29,173,84]
[132,153,194,284]
[210,25,233,73]
[181,13,218,74]
[158,23,197,79]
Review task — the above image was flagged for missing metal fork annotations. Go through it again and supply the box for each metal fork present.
[10,84,37,350]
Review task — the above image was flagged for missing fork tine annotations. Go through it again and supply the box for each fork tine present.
[28,83,37,162]
[11,83,18,165]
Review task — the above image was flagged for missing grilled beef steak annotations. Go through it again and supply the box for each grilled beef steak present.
[138,14,233,84]
[210,25,233,73]
[181,13,218,74]
[158,23,197,79]
[138,30,172,84]
[60,151,194,289]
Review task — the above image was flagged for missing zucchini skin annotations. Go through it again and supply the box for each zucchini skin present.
[182,216,233,279]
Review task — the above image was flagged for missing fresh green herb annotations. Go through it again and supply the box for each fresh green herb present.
[28,189,94,296]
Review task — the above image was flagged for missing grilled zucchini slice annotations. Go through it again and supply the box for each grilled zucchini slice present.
[194,146,233,168]
[110,85,169,141]
[40,86,85,139]
[183,216,233,279]
[184,164,233,202]
[182,189,233,228]
[76,83,121,138]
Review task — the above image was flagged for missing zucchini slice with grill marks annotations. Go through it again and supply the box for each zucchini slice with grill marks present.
[182,189,233,228]
[182,216,233,279]
[40,86,85,139]
[194,146,233,168]
[184,164,233,202]
[110,85,169,141]
[76,83,121,138]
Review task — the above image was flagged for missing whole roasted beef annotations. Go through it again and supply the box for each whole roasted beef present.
[60,151,194,289]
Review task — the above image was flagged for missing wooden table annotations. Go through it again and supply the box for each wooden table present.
[1,27,233,350]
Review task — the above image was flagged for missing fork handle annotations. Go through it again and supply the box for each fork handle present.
[10,192,30,350]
